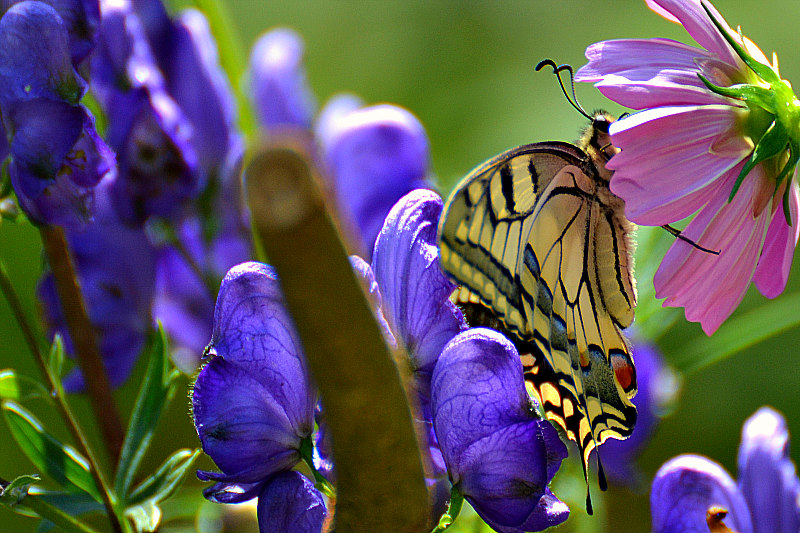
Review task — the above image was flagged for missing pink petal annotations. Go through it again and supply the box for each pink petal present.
[608,105,751,225]
[654,168,771,334]
[576,38,729,109]
[645,0,679,23]
[753,180,800,298]
[650,0,739,67]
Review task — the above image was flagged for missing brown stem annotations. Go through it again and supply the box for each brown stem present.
[0,260,124,533]
[39,226,124,464]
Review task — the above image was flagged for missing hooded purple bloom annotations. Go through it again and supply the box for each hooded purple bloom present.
[37,173,156,389]
[191,263,320,516]
[651,407,800,533]
[597,339,678,488]
[431,328,569,533]
[248,27,432,258]
[0,0,113,228]
[575,0,800,334]
[91,0,198,224]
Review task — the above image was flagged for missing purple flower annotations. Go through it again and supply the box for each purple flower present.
[91,0,198,224]
[651,407,800,533]
[248,28,432,257]
[431,328,569,533]
[191,262,323,529]
[257,471,325,533]
[37,173,156,389]
[0,1,113,228]
[597,339,679,488]
[575,0,800,334]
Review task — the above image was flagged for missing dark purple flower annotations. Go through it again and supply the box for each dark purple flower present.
[91,0,197,224]
[192,262,317,495]
[597,339,679,488]
[0,1,113,228]
[257,471,325,533]
[247,28,432,258]
[651,407,800,533]
[37,173,156,389]
[431,328,569,532]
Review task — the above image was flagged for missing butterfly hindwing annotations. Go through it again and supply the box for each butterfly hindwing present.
[438,134,637,486]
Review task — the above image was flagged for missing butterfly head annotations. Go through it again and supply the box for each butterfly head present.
[581,111,619,181]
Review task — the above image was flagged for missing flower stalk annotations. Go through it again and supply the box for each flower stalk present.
[38,226,124,464]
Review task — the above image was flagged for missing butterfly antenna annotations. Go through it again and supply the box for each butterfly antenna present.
[661,224,721,255]
[535,59,592,121]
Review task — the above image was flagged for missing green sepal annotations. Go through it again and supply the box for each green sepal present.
[701,3,780,84]
[729,119,789,201]
[0,370,52,404]
[115,324,180,499]
[48,336,66,381]
[430,485,464,533]
[697,74,775,109]
[126,448,200,507]
[0,474,40,505]
[780,140,800,224]
[1,401,103,503]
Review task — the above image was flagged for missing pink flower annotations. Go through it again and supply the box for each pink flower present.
[575,0,800,335]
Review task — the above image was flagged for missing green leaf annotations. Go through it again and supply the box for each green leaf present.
[127,449,200,506]
[0,370,51,403]
[672,291,800,374]
[0,474,40,505]
[125,500,161,533]
[1,401,103,503]
[115,325,179,499]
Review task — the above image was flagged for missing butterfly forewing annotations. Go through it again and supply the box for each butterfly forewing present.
[438,133,637,485]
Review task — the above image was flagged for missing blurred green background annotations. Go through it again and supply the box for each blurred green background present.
[3,0,800,531]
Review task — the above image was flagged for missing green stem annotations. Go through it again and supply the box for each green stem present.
[0,260,125,533]
[39,227,125,464]
[192,0,257,142]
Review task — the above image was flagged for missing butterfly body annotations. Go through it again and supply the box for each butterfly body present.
[438,113,637,487]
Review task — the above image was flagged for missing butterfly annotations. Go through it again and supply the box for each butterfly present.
[437,105,637,512]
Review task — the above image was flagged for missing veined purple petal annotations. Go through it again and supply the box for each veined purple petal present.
[651,454,753,533]
[0,1,86,107]
[737,407,800,533]
[372,189,466,376]
[608,105,751,226]
[209,262,316,435]
[257,471,326,533]
[648,0,740,68]
[323,104,432,255]
[753,182,800,299]
[249,27,316,131]
[575,38,730,109]
[654,163,771,334]
[199,477,263,504]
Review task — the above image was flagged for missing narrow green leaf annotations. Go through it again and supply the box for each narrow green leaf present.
[115,325,178,499]
[672,291,800,374]
[0,474,40,505]
[127,449,200,507]
[33,490,105,531]
[17,490,103,533]
[1,401,103,503]
[0,370,51,403]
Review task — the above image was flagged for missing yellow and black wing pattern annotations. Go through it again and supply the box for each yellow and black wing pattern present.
[437,137,638,490]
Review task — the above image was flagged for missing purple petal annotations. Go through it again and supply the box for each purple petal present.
[372,189,466,376]
[0,1,86,107]
[651,454,753,533]
[608,105,751,226]
[314,93,364,148]
[737,407,800,533]
[209,262,316,437]
[322,105,432,255]
[576,38,730,109]
[753,182,800,299]
[199,477,263,504]
[248,27,316,131]
[257,471,326,533]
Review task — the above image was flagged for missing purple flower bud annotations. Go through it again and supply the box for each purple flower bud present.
[432,328,569,533]
[192,262,317,486]
[322,105,432,256]
[257,471,325,533]
[248,27,316,131]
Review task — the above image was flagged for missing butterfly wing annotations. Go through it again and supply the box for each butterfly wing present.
[438,141,637,482]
